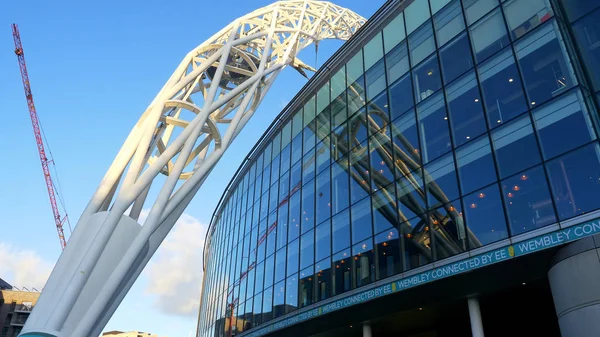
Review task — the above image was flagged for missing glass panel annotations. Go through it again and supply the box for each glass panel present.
[492,115,541,178]
[299,267,313,308]
[373,184,397,234]
[285,274,298,313]
[317,83,330,115]
[424,153,460,207]
[502,165,556,235]
[405,0,431,34]
[287,238,299,277]
[440,32,474,85]
[386,41,410,85]
[364,32,384,70]
[332,157,350,214]
[282,120,292,149]
[292,110,303,138]
[254,262,264,295]
[332,209,351,253]
[348,77,366,115]
[546,143,600,220]
[316,170,331,225]
[414,54,442,104]
[457,136,496,195]
[291,159,302,191]
[353,238,375,287]
[331,92,347,131]
[279,171,290,204]
[280,144,291,174]
[562,0,600,23]
[515,21,576,107]
[478,48,528,127]
[504,0,553,40]
[368,91,390,132]
[470,9,510,63]
[331,66,346,100]
[410,21,436,67]
[300,230,314,269]
[432,0,453,14]
[389,73,414,120]
[332,249,352,295]
[369,133,395,187]
[316,258,331,301]
[417,92,451,163]
[291,134,302,166]
[351,197,373,243]
[273,280,285,318]
[301,179,315,234]
[572,8,600,91]
[275,248,286,283]
[375,228,401,279]
[347,51,364,86]
[289,190,301,242]
[464,184,509,247]
[446,71,487,147]
[304,97,316,128]
[430,201,467,259]
[262,286,273,322]
[401,217,432,270]
[349,143,371,204]
[383,14,406,53]
[316,138,331,175]
[303,148,316,184]
[316,220,331,261]
[434,0,465,47]
[391,109,421,172]
[366,59,387,102]
[464,0,499,25]
[303,122,316,155]
[533,91,595,159]
[264,255,275,288]
[276,205,288,249]
[399,172,426,220]
[253,292,263,326]
[272,133,281,160]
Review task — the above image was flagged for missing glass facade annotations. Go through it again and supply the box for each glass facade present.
[198,1,600,336]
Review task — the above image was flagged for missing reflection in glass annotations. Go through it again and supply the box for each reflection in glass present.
[440,33,474,85]
[303,121,316,155]
[285,274,298,314]
[316,139,331,174]
[253,292,263,326]
[430,202,467,260]
[332,157,350,214]
[386,41,410,84]
[446,72,486,147]
[331,92,347,131]
[276,207,288,249]
[315,220,331,261]
[349,145,371,204]
[300,230,314,269]
[366,58,387,101]
[368,91,390,132]
[533,91,596,160]
[424,153,459,207]
[273,281,285,318]
[332,123,349,161]
[301,179,315,234]
[502,166,556,235]
[417,92,451,163]
[414,54,442,103]
[492,116,541,178]
[279,171,290,204]
[254,262,264,295]
[332,209,351,254]
[264,255,275,289]
[373,184,397,234]
[262,287,273,322]
[332,249,352,295]
[470,9,510,63]
[275,248,286,283]
[375,229,401,279]
[457,136,496,195]
[515,21,576,107]
[351,197,373,243]
[370,133,395,189]
[478,48,528,127]
[572,9,600,91]
[434,0,465,47]
[409,21,436,66]
[280,144,291,174]
[353,238,375,287]
[547,143,600,220]
[391,110,421,173]
[401,217,432,271]
[464,0,498,25]
[396,173,426,221]
[316,170,331,225]
[299,267,314,308]
[288,190,301,242]
[405,0,431,34]
[316,258,331,301]
[504,0,553,40]
[287,238,299,278]
[389,73,415,120]
[348,78,366,115]
[348,108,369,149]
[290,160,302,192]
[291,133,303,166]
[383,13,406,53]
[464,184,509,247]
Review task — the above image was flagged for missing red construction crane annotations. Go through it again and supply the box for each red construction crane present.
[12,24,68,250]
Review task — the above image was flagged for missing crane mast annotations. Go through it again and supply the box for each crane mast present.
[12,23,68,250]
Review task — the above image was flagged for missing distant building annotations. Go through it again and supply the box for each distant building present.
[0,287,40,337]
[101,331,166,337]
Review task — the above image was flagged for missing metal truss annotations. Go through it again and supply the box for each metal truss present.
[20,2,365,337]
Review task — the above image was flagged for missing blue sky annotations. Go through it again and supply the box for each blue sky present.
[0,1,384,336]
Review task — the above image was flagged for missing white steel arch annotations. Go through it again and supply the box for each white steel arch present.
[19,2,365,337]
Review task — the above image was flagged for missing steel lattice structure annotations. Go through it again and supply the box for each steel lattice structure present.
[20,2,365,337]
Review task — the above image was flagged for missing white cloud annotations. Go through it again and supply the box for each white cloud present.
[0,243,54,290]
[143,212,209,317]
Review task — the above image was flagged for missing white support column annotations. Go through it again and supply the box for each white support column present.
[467,297,485,337]
[362,323,372,337]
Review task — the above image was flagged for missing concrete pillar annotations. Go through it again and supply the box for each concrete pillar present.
[362,323,372,337]
[548,234,600,337]
[467,297,485,337]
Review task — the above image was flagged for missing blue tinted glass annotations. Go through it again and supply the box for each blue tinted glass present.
[332,249,352,295]
[424,153,459,207]
[401,217,432,270]
[331,92,347,130]
[464,0,498,25]
[386,41,410,84]
[276,206,288,249]
[368,91,390,131]
[316,139,331,174]
[290,160,302,191]
[253,292,263,325]
[396,173,426,220]
[316,220,331,261]
[287,239,299,277]
[431,201,467,259]
[409,21,436,66]
[351,197,373,243]
[446,72,487,147]
[533,91,596,160]
[366,58,387,101]
[279,171,290,203]
[316,170,331,224]
[515,22,576,108]
[440,33,474,85]
[303,121,316,155]
[332,209,350,253]
[262,286,273,321]
[503,0,553,40]
[349,145,371,204]
[291,134,303,165]
[302,148,316,183]
[389,73,415,120]
[375,229,401,278]
[299,267,313,308]
[434,0,465,47]
[560,0,600,22]
[316,258,331,301]
[391,109,422,171]
[275,248,286,283]
[332,123,349,160]
[417,93,451,163]
[300,230,314,269]
[254,262,264,295]
[285,274,299,313]
[288,190,301,241]
[478,48,528,127]
[332,157,350,214]
[470,9,509,63]
[464,184,509,247]
[264,255,275,288]
[457,136,496,195]
[280,144,291,174]
[301,180,315,234]
[370,133,395,189]
[352,238,375,287]
[372,184,397,233]
[572,8,600,91]
[414,54,442,104]
[502,165,556,235]
[547,143,600,220]
[492,116,541,178]
[316,108,330,141]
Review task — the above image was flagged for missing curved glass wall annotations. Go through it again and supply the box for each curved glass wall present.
[198,0,600,336]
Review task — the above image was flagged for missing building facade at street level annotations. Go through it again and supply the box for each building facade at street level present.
[0,287,40,337]
[100,331,165,337]
[198,0,600,336]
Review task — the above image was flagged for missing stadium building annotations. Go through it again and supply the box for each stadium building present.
[198,0,600,336]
